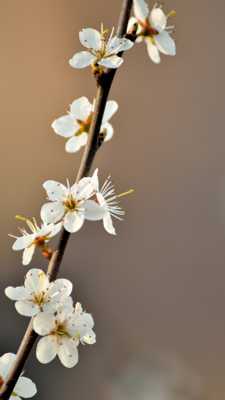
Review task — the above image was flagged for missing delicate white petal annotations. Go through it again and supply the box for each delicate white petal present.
[9,395,20,400]
[47,279,73,300]
[0,353,16,378]
[102,122,114,142]
[84,200,106,221]
[69,51,96,69]
[133,0,149,21]
[51,115,77,138]
[102,100,118,124]
[127,16,139,32]
[155,31,176,56]
[5,286,28,301]
[25,269,49,293]
[70,97,92,121]
[12,235,34,251]
[98,55,123,69]
[65,134,87,153]
[107,37,133,55]
[82,329,96,345]
[14,377,37,398]
[43,180,67,202]
[57,338,79,368]
[103,213,116,235]
[15,301,39,317]
[63,212,84,233]
[41,202,65,225]
[22,245,35,266]
[33,313,55,336]
[150,7,167,32]
[146,39,161,63]
[75,177,96,200]
[79,28,101,51]
[48,222,62,238]
[36,336,57,364]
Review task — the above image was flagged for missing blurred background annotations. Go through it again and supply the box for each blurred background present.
[0,0,225,398]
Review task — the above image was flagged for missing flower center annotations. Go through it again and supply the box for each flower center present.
[140,20,159,38]
[64,196,78,212]
[75,113,93,137]
[54,323,70,338]
[33,292,46,306]
[0,375,4,389]
[33,235,48,247]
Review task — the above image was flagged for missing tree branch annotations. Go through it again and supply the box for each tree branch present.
[0,1,133,398]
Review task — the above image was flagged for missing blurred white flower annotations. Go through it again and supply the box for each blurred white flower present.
[85,174,133,235]
[69,26,133,70]
[10,217,62,265]
[33,302,95,368]
[41,169,102,233]
[0,353,37,400]
[5,268,72,317]
[52,97,118,153]
[129,0,176,64]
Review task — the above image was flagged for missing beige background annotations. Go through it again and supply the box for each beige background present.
[0,0,225,398]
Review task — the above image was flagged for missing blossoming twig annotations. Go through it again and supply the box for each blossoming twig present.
[0,1,133,399]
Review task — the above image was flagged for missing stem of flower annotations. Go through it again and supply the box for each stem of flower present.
[0,1,133,398]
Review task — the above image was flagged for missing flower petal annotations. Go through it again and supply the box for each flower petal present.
[155,31,176,56]
[82,329,96,345]
[15,300,39,317]
[102,122,114,142]
[36,336,57,364]
[41,202,65,225]
[42,180,67,202]
[70,97,92,121]
[47,279,73,301]
[65,134,87,153]
[107,37,133,54]
[79,28,101,51]
[57,338,79,368]
[63,212,84,233]
[14,377,37,398]
[33,312,55,336]
[22,245,35,266]
[69,51,96,69]
[25,269,49,293]
[51,115,77,138]
[84,200,106,221]
[12,235,34,251]
[48,222,62,238]
[133,0,149,21]
[5,286,28,301]
[103,213,116,235]
[0,353,16,378]
[150,7,167,32]
[98,55,123,69]
[146,39,161,63]
[102,100,118,124]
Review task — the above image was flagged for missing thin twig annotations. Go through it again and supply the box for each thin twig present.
[0,1,133,398]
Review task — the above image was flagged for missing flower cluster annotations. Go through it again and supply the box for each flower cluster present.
[5,269,95,368]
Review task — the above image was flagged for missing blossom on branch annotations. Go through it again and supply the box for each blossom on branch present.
[52,97,118,153]
[0,353,37,399]
[41,169,102,233]
[128,0,176,64]
[10,217,62,266]
[33,302,96,368]
[69,26,133,70]
[5,268,73,317]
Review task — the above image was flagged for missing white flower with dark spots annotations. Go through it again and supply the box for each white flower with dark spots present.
[52,97,118,153]
[33,302,96,368]
[5,268,73,317]
[0,353,37,400]
[10,217,62,266]
[85,173,133,235]
[129,0,176,64]
[69,26,133,70]
[41,169,101,233]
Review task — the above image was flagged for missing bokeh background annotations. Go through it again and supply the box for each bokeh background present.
[0,0,225,398]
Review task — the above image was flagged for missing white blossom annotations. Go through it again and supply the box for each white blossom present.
[69,27,133,70]
[52,97,118,153]
[85,173,133,235]
[0,353,37,400]
[5,268,73,317]
[33,302,96,368]
[41,169,102,233]
[129,0,176,64]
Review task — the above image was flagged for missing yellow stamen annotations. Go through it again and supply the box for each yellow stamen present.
[167,10,176,17]
[117,189,134,199]
[15,215,28,222]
